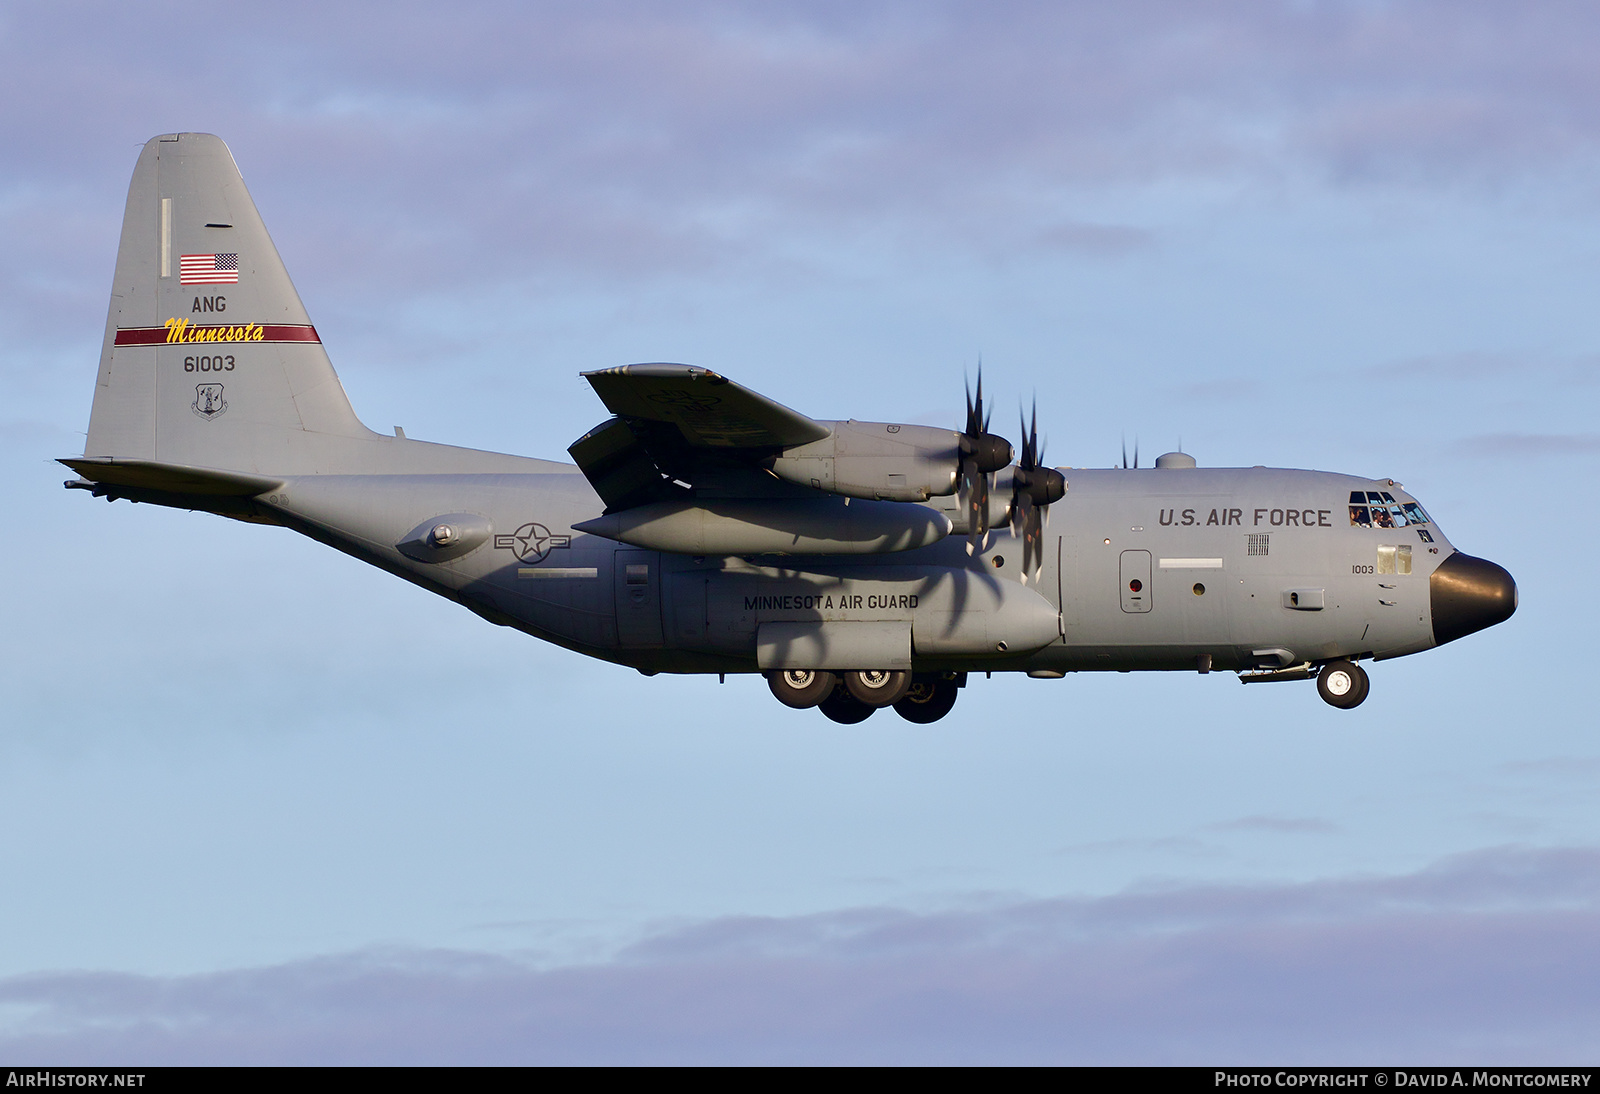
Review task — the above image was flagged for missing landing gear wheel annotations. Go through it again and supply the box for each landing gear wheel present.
[844,669,912,707]
[818,685,875,724]
[1349,663,1370,706]
[768,670,838,709]
[894,674,960,724]
[1317,660,1369,709]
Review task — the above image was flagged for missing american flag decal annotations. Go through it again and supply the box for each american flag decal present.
[179,253,239,285]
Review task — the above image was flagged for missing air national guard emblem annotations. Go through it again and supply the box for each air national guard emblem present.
[192,383,227,420]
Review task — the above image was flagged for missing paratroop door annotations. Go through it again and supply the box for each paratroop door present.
[615,548,664,647]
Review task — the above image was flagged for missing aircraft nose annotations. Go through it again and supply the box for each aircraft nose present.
[1430,551,1517,646]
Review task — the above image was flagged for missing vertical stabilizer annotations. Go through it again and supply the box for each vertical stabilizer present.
[84,133,376,474]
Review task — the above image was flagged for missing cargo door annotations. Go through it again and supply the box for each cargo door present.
[615,548,664,647]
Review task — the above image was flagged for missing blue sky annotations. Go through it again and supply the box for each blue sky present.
[1,0,1597,1063]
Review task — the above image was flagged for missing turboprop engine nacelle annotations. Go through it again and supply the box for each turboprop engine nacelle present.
[768,421,961,502]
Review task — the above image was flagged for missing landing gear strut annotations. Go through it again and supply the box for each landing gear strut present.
[1317,660,1370,709]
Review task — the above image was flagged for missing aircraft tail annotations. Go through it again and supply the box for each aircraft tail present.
[80,133,375,476]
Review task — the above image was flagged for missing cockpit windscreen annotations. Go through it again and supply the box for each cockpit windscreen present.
[1349,490,1431,529]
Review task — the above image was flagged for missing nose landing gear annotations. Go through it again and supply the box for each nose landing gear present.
[1316,660,1370,709]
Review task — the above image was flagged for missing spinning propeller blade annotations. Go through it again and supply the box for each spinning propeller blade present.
[1011,399,1065,583]
[959,369,1013,555]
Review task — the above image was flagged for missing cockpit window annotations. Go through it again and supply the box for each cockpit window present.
[1349,490,1432,528]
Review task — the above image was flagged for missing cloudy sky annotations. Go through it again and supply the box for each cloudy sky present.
[2,0,1597,1063]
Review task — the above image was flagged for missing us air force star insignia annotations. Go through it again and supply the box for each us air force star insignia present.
[493,522,571,564]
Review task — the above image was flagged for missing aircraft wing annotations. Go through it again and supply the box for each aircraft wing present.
[572,365,834,512]
[581,364,830,450]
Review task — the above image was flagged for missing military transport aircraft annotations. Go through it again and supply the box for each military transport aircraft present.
[62,134,1518,723]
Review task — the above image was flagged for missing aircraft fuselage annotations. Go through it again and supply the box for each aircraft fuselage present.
[262,458,1493,678]
[66,133,1517,721]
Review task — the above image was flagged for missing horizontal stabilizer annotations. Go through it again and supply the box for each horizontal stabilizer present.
[60,457,282,497]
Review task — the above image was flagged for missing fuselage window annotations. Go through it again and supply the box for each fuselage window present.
[1377,544,1412,575]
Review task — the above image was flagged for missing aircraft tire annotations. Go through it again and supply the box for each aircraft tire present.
[818,686,876,724]
[1317,660,1369,709]
[894,675,959,724]
[1350,663,1370,706]
[844,669,913,707]
[768,670,838,709]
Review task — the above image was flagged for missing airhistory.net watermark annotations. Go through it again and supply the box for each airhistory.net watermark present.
[5,1075,145,1088]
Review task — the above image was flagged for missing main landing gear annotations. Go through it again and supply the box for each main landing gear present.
[768,669,837,709]
[1316,660,1370,709]
[767,671,964,723]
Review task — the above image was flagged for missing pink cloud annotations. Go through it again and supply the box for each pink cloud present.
[2,846,1597,1064]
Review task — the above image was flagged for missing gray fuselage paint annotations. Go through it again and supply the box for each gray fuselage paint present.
[263,464,1443,675]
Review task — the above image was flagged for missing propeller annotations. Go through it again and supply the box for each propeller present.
[959,370,1014,554]
[1120,436,1139,469]
[1011,401,1067,583]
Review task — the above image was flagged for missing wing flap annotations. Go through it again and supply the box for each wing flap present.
[566,416,687,513]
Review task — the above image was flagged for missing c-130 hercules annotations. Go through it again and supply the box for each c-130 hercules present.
[64,134,1517,723]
